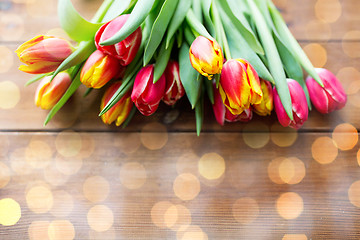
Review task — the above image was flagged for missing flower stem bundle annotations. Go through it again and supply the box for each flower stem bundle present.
[16,0,347,134]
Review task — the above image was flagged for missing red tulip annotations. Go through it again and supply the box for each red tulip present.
[95,15,142,66]
[306,68,347,114]
[273,79,308,129]
[131,65,166,116]
[163,61,184,105]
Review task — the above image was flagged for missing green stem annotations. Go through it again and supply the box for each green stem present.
[91,0,115,23]
[211,0,232,60]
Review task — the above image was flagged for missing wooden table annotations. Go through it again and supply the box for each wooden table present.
[1,0,360,239]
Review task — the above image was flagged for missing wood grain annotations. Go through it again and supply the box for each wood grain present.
[0,132,359,239]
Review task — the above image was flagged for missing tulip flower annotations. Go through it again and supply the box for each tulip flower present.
[16,35,74,74]
[100,82,133,126]
[131,65,166,116]
[219,59,263,115]
[35,72,71,110]
[225,108,253,122]
[273,79,308,129]
[306,68,347,114]
[253,79,273,116]
[189,36,223,79]
[163,61,185,106]
[80,50,123,89]
[95,15,142,66]
[212,82,252,125]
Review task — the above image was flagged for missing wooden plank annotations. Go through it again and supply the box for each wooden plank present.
[0,131,359,239]
[1,41,359,132]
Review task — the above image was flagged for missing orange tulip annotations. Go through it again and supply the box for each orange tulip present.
[16,35,74,74]
[189,36,223,79]
[35,72,71,110]
[100,82,133,126]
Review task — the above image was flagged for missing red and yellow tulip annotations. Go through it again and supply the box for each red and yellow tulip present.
[189,36,223,79]
[253,79,273,116]
[35,72,71,110]
[16,35,74,74]
[100,82,133,126]
[80,50,123,89]
[219,59,262,115]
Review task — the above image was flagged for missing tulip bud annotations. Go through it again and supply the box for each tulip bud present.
[189,36,223,79]
[219,59,263,115]
[16,35,74,74]
[273,79,308,129]
[225,108,253,122]
[306,68,347,114]
[80,50,123,89]
[163,61,185,105]
[35,72,71,110]
[95,15,142,66]
[131,65,166,116]
[100,82,133,126]
[253,79,273,116]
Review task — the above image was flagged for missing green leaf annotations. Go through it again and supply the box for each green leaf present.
[179,43,202,108]
[98,75,135,116]
[192,0,203,22]
[268,0,323,87]
[153,38,174,83]
[58,0,102,41]
[83,87,93,98]
[184,25,196,44]
[203,77,214,104]
[44,66,82,125]
[185,9,213,40]
[195,88,204,136]
[121,104,136,129]
[219,0,264,55]
[143,0,179,66]
[25,73,50,86]
[100,0,156,46]
[51,40,96,81]
[273,34,311,109]
[166,0,191,48]
[99,55,143,116]
[176,28,184,48]
[101,0,131,22]
[201,0,215,36]
[220,9,274,83]
[247,0,293,120]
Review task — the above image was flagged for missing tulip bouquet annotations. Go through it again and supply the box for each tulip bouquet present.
[16,0,347,134]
